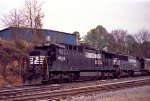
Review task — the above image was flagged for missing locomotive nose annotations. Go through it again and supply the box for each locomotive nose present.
[24,50,47,85]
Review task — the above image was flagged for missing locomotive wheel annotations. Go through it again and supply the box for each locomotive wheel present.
[42,80,47,84]
[130,71,134,77]
[107,72,111,79]
[68,74,74,82]
[113,72,118,78]
[108,72,113,79]
[58,74,63,83]
[100,72,105,79]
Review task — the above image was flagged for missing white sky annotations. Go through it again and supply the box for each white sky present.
[0,0,150,36]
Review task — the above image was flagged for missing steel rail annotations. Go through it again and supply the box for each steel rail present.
[0,76,149,95]
[1,78,150,101]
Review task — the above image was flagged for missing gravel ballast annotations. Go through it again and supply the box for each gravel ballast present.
[64,85,150,101]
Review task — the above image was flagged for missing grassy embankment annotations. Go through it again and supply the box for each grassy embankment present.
[0,40,33,87]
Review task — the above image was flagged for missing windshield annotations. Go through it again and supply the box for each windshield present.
[30,51,40,56]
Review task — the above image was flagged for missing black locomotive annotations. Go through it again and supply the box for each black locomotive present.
[24,43,150,85]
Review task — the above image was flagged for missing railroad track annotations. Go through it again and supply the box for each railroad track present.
[0,77,150,101]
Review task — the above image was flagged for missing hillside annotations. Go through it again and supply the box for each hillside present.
[0,40,33,87]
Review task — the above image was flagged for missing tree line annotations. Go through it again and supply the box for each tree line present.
[75,25,150,58]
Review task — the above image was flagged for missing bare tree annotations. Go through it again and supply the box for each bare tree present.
[134,29,150,58]
[1,9,25,41]
[111,29,128,53]
[22,0,44,29]
[134,29,150,44]
[21,0,45,44]
[1,0,44,29]
[1,9,24,27]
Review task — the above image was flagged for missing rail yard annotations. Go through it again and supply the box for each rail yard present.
[0,0,150,101]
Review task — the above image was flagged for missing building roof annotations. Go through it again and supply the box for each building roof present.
[0,27,76,36]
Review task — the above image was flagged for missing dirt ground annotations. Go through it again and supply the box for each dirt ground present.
[96,92,150,101]
[65,85,150,101]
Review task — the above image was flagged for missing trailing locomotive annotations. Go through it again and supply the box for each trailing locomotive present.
[24,43,150,85]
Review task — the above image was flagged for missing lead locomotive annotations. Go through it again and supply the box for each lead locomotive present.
[24,43,150,85]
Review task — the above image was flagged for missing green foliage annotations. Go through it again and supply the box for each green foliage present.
[73,31,81,44]
[84,25,108,49]
[125,35,138,54]
[104,33,116,52]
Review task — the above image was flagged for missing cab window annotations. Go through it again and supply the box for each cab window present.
[58,48,64,55]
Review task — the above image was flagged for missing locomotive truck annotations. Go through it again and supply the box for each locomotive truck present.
[24,43,150,85]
